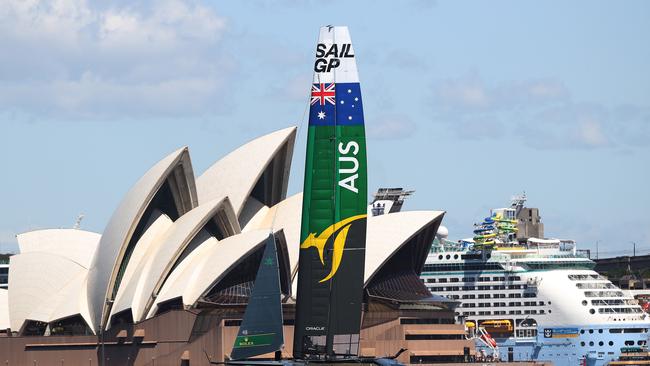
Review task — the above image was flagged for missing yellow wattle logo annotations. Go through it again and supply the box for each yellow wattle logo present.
[300,214,366,283]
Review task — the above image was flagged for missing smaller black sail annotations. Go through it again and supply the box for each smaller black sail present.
[230,234,284,360]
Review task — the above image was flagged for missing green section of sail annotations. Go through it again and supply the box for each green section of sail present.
[300,124,367,242]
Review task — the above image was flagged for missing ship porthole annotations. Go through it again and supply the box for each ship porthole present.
[589,341,594,346]
[609,341,614,346]
[580,341,585,346]
[589,309,595,314]
[582,300,587,306]
[599,341,604,346]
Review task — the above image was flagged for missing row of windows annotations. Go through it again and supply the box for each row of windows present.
[459,309,545,316]
[568,274,606,281]
[433,253,494,261]
[608,328,648,333]
[582,340,611,347]
[576,282,616,289]
[516,329,538,338]
[590,299,627,306]
[461,301,545,308]
[426,275,522,283]
[598,307,642,314]
[436,254,461,260]
[429,284,528,292]
[423,262,504,272]
[584,291,624,298]
[578,328,649,335]
[580,340,646,347]
[461,293,536,300]
[523,261,595,270]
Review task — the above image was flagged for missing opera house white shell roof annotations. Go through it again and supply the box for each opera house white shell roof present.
[3,126,444,334]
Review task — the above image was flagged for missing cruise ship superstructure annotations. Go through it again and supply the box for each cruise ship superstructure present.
[416,194,650,366]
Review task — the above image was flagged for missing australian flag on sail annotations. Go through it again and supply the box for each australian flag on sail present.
[309,82,364,126]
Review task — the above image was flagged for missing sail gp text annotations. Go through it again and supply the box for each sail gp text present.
[314,43,354,72]
[338,141,359,193]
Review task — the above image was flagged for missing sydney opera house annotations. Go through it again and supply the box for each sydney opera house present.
[0,127,472,365]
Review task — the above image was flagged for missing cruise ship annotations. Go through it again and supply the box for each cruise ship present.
[415,193,650,366]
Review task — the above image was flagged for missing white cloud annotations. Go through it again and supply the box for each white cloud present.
[431,74,569,112]
[428,73,648,149]
[0,0,230,119]
[433,76,490,109]
[577,118,609,147]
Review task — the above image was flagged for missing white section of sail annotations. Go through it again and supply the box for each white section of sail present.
[312,26,359,84]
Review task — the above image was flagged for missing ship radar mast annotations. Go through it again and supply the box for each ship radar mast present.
[510,192,527,216]
[370,188,414,216]
[73,213,85,229]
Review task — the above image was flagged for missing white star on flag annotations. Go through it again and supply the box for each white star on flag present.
[317,111,326,120]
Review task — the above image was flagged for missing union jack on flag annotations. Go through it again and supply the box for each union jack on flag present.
[310,83,336,106]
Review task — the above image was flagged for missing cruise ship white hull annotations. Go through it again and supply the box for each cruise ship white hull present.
[421,249,650,366]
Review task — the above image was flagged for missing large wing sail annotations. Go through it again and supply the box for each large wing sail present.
[293,26,368,360]
[230,234,284,360]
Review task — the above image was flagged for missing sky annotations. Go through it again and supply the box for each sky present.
[0,0,648,257]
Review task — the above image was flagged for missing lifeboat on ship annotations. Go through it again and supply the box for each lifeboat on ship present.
[480,320,513,334]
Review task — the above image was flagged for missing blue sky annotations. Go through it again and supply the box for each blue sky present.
[0,0,648,256]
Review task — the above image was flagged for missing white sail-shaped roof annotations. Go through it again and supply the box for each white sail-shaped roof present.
[248,193,302,271]
[9,252,93,332]
[47,275,93,326]
[16,229,100,268]
[149,230,271,317]
[196,127,296,223]
[87,147,197,331]
[107,210,174,325]
[110,197,239,325]
[365,210,444,284]
[146,234,219,318]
